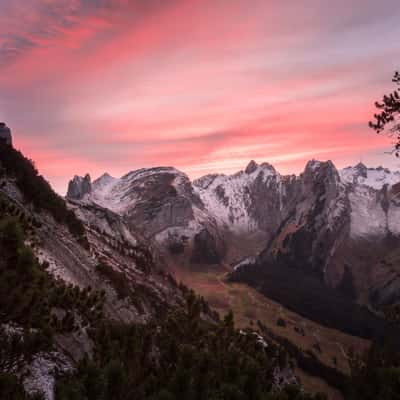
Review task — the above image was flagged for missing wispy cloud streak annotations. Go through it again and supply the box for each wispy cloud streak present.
[0,0,399,193]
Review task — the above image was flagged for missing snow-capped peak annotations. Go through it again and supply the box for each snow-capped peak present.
[93,173,117,189]
[66,159,400,243]
[304,159,337,174]
[244,160,277,179]
[193,174,225,190]
[68,166,193,216]
[121,166,183,182]
[305,159,322,172]
[245,160,259,174]
[340,164,400,190]
[193,160,282,232]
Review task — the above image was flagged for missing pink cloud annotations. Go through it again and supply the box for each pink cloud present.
[1,0,400,193]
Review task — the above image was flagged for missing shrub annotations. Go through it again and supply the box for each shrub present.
[96,263,132,300]
[277,318,287,327]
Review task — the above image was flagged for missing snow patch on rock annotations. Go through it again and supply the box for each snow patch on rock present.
[340,163,400,190]
[193,161,281,233]
[348,186,388,238]
[233,256,257,271]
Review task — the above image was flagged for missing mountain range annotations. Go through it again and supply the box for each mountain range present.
[67,159,400,318]
[2,134,400,399]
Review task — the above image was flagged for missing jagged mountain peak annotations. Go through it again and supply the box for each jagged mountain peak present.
[302,160,341,191]
[243,160,277,177]
[62,155,400,318]
[193,160,278,192]
[72,173,91,181]
[245,160,258,174]
[304,159,336,173]
[340,163,400,189]
[193,173,226,190]
[95,172,114,181]
[92,172,117,188]
[354,161,367,170]
[304,159,322,171]
[66,158,400,246]
[67,174,92,200]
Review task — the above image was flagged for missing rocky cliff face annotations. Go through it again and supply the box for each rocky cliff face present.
[0,144,189,399]
[67,159,400,310]
[67,174,92,200]
[256,160,350,279]
[67,166,225,265]
[193,161,287,237]
[68,167,200,229]
[229,160,400,313]
[2,168,183,323]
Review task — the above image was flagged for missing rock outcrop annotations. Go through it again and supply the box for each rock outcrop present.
[0,122,12,146]
[0,144,189,400]
[67,167,225,265]
[67,174,92,200]
[67,159,400,310]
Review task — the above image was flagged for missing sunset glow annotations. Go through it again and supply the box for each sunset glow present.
[1,0,400,193]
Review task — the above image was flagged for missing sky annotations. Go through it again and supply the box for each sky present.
[0,0,400,194]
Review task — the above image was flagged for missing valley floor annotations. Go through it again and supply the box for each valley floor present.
[173,263,369,400]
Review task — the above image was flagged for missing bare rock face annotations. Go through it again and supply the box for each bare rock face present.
[69,167,203,233]
[67,174,92,200]
[0,150,187,400]
[190,228,221,264]
[0,122,12,146]
[230,159,400,319]
[23,352,72,400]
[245,160,259,174]
[257,160,350,279]
[67,159,400,310]
[121,168,199,237]
[66,167,225,265]
[193,161,285,238]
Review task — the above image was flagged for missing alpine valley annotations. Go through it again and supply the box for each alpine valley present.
[68,158,400,324]
[2,132,400,400]
[65,155,400,396]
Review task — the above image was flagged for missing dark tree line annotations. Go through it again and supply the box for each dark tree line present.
[0,213,104,399]
[0,142,86,240]
[55,293,326,400]
[0,175,324,399]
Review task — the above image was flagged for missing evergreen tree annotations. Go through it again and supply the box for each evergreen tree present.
[370,71,400,156]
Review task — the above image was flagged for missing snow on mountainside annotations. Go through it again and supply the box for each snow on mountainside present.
[340,162,400,189]
[339,163,400,238]
[67,161,400,241]
[67,166,225,265]
[193,161,282,232]
[65,159,400,312]
[68,160,294,265]
[70,167,197,215]
[67,160,400,275]
[225,160,400,314]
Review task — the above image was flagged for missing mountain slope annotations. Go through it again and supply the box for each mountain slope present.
[65,157,400,398]
[230,160,400,311]
[68,159,400,312]
[0,141,321,400]
[67,166,225,265]
[0,142,187,398]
